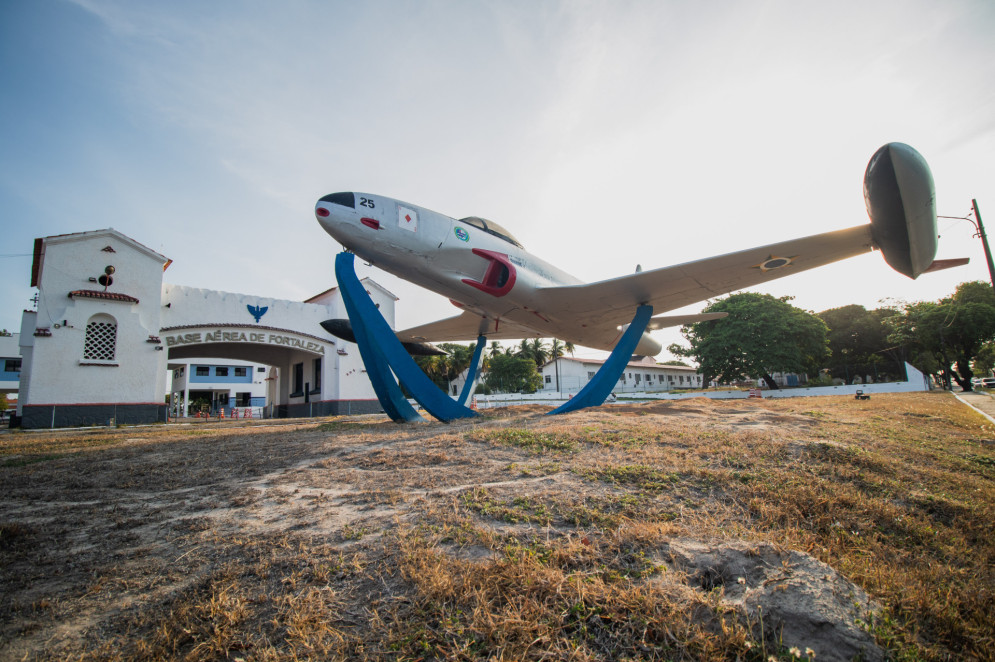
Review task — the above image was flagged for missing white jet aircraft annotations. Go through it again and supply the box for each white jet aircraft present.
[315,143,961,356]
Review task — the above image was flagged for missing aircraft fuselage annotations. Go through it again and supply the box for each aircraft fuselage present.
[314,191,658,351]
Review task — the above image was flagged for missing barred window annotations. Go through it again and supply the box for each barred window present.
[83,315,117,361]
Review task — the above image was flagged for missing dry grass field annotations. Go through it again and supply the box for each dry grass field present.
[1,392,993,661]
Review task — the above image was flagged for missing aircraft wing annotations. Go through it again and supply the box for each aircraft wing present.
[397,310,544,342]
[395,225,876,348]
[534,224,875,320]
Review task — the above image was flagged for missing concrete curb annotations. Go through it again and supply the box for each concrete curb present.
[954,393,995,425]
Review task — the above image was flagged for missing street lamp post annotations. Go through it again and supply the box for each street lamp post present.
[972,199,995,291]
[940,199,995,290]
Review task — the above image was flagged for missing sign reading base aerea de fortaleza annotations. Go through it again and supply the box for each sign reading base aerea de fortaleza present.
[164,329,326,354]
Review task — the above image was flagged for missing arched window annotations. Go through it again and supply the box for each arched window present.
[83,314,118,361]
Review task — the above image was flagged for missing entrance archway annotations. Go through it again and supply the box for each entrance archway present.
[162,325,332,417]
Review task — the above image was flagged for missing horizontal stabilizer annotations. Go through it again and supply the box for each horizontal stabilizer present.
[922,257,970,274]
[321,319,448,356]
[397,310,542,343]
[646,312,729,330]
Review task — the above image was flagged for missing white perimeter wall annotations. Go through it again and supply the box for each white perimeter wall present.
[478,363,930,404]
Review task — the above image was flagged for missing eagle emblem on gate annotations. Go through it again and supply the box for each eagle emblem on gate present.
[247,304,268,323]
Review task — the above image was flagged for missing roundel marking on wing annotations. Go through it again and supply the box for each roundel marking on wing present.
[752,255,798,273]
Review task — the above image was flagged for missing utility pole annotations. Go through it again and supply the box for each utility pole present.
[973,199,995,290]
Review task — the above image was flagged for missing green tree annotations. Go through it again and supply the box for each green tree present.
[817,304,899,383]
[414,354,446,391]
[484,354,543,393]
[440,342,474,381]
[885,300,947,385]
[414,342,477,392]
[972,341,995,378]
[887,281,995,391]
[669,293,829,389]
[516,338,549,368]
[546,339,572,392]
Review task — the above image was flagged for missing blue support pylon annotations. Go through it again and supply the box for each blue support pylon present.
[334,252,479,422]
[457,335,487,406]
[547,304,653,416]
[337,263,423,423]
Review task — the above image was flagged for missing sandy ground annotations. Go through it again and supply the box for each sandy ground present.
[1,394,992,660]
[1,411,564,658]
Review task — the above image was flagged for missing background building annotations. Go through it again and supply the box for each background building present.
[0,332,19,414]
[16,229,394,428]
[539,355,703,394]
[167,360,269,417]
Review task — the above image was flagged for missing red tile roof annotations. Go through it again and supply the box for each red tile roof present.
[67,290,139,303]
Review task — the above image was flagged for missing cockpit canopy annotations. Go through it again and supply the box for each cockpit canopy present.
[319,192,355,208]
[458,216,523,248]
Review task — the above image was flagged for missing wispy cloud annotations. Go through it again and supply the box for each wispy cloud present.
[2,0,993,336]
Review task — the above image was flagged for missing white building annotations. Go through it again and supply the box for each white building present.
[16,228,395,428]
[167,359,270,417]
[539,355,704,394]
[1,333,20,412]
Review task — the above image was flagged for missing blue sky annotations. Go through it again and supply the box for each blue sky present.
[2,0,993,358]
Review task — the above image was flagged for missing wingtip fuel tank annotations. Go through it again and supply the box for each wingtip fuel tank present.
[864,142,938,279]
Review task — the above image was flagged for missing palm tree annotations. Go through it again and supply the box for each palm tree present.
[525,338,549,368]
[446,344,473,379]
[428,343,480,394]
[546,339,574,394]
[415,355,445,389]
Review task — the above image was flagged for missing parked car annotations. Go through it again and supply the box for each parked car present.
[982,377,995,388]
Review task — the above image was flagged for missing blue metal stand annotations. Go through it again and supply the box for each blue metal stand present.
[337,262,423,422]
[548,304,653,416]
[457,335,487,406]
[335,252,479,422]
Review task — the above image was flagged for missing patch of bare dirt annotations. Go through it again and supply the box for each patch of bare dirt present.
[1,392,992,660]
